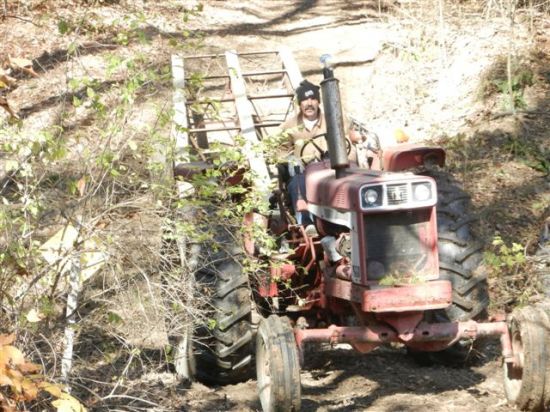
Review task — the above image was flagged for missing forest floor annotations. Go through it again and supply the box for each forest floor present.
[1,0,549,411]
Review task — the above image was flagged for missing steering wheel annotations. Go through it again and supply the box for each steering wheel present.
[299,133,352,164]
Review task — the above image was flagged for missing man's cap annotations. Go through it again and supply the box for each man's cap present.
[296,80,320,103]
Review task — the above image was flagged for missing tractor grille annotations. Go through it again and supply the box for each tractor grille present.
[364,210,434,281]
[386,184,409,205]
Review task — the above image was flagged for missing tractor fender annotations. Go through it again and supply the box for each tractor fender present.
[382,144,445,171]
[173,161,210,181]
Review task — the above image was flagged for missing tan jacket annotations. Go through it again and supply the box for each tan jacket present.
[279,110,327,164]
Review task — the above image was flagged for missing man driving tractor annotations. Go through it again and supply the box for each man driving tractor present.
[276,79,365,227]
[277,79,326,226]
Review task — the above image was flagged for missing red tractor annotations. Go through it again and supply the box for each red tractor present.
[169,53,550,412]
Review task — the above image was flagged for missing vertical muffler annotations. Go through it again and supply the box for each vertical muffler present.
[320,55,349,179]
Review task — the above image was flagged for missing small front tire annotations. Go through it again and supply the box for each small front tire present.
[503,305,548,411]
[256,315,301,412]
[174,326,196,381]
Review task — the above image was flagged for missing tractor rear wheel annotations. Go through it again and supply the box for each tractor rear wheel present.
[195,226,255,384]
[503,305,549,411]
[256,315,301,412]
[430,170,489,321]
[172,221,256,385]
[413,170,489,364]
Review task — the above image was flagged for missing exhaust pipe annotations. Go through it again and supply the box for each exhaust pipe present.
[320,55,349,179]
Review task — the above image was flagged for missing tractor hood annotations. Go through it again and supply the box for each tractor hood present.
[305,160,437,213]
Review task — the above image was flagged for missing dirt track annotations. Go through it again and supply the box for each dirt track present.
[178,342,513,412]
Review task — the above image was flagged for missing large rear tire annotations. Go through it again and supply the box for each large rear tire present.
[168,216,256,385]
[413,170,489,364]
[192,224,255,385]
[434,171,489,322]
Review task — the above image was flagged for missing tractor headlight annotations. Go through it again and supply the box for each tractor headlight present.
[362,186,383,208]
[365,189,379,204]
[413,182,432,202]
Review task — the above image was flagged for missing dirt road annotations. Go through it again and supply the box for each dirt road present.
[177,343,513,411]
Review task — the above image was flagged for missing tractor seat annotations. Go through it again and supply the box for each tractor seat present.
[173,161,210,182]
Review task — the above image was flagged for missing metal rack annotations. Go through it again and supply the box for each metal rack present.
[170,47,303,192]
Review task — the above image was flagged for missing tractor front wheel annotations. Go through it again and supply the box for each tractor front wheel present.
[503,305,549,411]
[256,315,301,412]
[174,325,196,381]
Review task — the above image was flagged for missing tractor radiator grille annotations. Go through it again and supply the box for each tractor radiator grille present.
[364,210,435,281]
[386,183,409,205]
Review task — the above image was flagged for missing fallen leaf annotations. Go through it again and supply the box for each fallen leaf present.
[26,309,44,323]
[6,369,22,394]
[76,176,86,197]
[19,362,41,373]
[0,346,25,367]
[4,159,19,171]
[21,378,39,401]
[0,374,13,386]
[0,334,16,347]
[8,56,33,68]
[52,393,87,412]
[7,368,23,381]
[40,381,64,398]
[8,55,38,77]
[22,66,39,77]
[0,96,19,119]
[0,69,16,88]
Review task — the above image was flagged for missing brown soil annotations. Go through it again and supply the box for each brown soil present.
[1,1,549,411]
[177,344,510,412]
